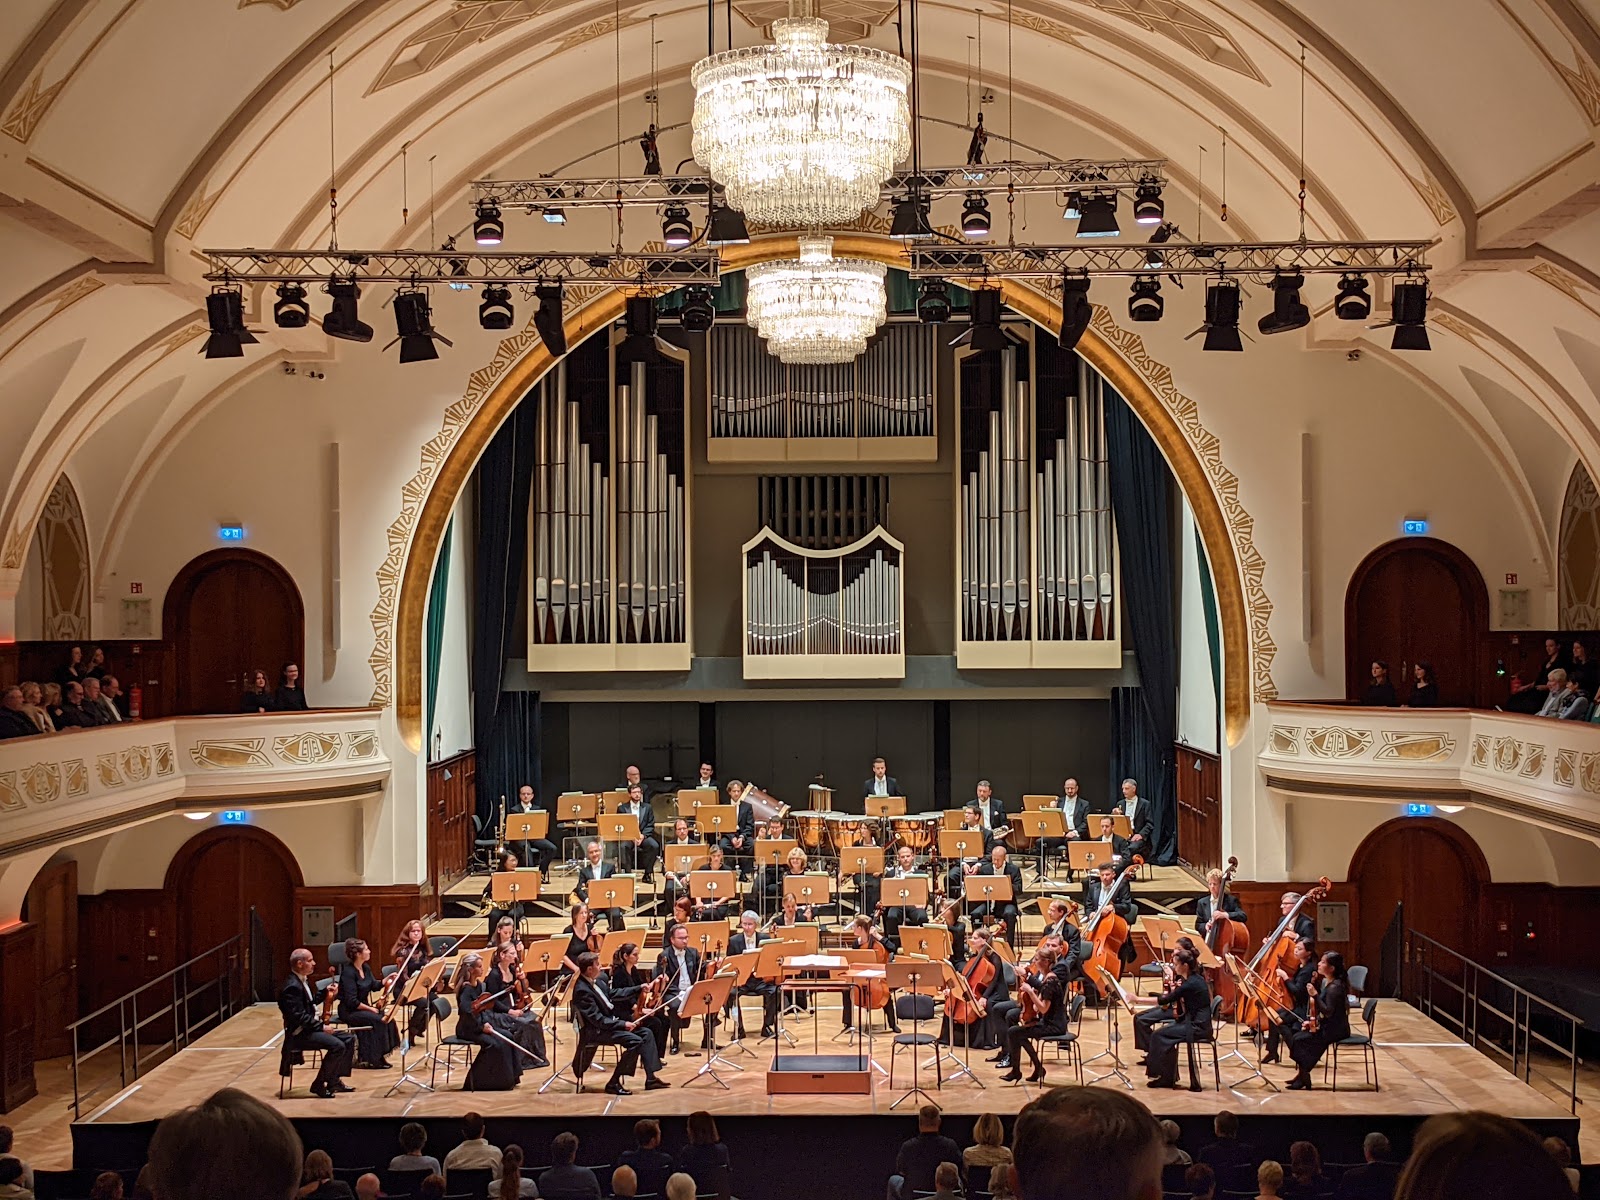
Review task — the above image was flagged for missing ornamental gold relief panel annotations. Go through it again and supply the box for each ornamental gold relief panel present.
[1304,727,1372,759]
[189,739,271,770]
[346,730,380,760]
[1554,749,1578,788]
[0,774,23,813]
[1374,731,1455,762]
[21,763,60,805]
[1470,735,1492,769]
[1492,737,1524,773]
[274,732,342,765]
[1267,726,1300,756]
[1521,745,1546,778]
[1578,752,1600,796]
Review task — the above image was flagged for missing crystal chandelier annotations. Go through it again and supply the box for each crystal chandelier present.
[745,235,888,364]
[691,8,912,227]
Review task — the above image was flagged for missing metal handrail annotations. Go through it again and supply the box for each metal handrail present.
[1403,927,1583,1114]
[68,929,246,1118]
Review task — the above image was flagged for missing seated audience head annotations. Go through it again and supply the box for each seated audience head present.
[83,677,102,700]
[665,1175,695,1200]
[1185,1164,1216,1200]
[462,1112,486,1140]
[686,1111,719,1145]
[918,1103,942,1133]
[1288,1142,1320,1182]
[0,1163,24,1191]
[91,1172,124,1200]
[1,688,22,712]
[419,1177,445,1200]
[611,1166,637,1198]
[990,1164,1017,1200]
[1213,1111,1239,1139]
[1362,1133,1390,1163]
[133,1166,154,1200]
[399,1122,428,1155]
[1394,1114,1572,1200]
[935,1163,961,1193]
[551,1132,578,1165]
[355,1177,379,1200]
[634,1118,660,1148]
[973,1112,1005,1148]
[498,1147,523,1200]
[303,1151,334,1185]
[1161,1120,1183,1152]
[1012,1086,1163,1200]
[148,1087,302,1200]
[66,681,84,706]
[1257,1161,1283,1198]
[42,683,60,707]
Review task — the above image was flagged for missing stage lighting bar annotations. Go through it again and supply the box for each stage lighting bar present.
[908,239,1432,279]
[201,248,722,286]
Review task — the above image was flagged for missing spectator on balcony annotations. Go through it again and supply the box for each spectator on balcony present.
[1570,641,1598,699]
[0,690,41,741]
[1362,661,1398,707]
[1511,637,1571,713]
[86,647,108,681]
[18,684,53,734]
[1406,662,1439,708]
[101,676,129,719]
[1537,670,1590,721]
[83,677,121,725]
[39,685,63,730]
[55,645,87,687]
[48,682,91,730]
[242,669,276,714]
[276,663,310,712]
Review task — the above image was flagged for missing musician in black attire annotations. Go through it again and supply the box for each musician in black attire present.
[1261,937,1315,1064]
[278,948,354,1097]
[1041,901,1084,977]
[453,952,524,1089]
[942,928,1007,1050]
[483,851,531,937]
[619,783,662,881]
[748,817,789,914]
[1133,935,1199,1061]
[572,951,670,1094]
[389,920,436,1042]
[1082,861,1139,981]
[972,845,1023,943]
[1195,868,1246,935]
[944,805,995,899]
[991,927,1074,1069]
[690,845,735,920]
[717,781,758,881]
[511,785,560,873]
[881,845,929,948]
[1057,779,1094,876]
[998,945,1065,1083]
[573,841,627,930]
[1145,947,1212,1088]
[655,922,716,1052]
[611,942,672,1055]
[1268,892,1318,949]
[336,939,397,1069]
[1287,951,1351,1090]
[863,757,902,799]
[1091,815,1136,870]
[483,943,548,1066]
[560,903,602,974]
[1113,778,1156,860]
[726,911,779,1037]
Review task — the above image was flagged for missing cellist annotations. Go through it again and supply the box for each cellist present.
[1080,860,1138,995]
[841,915,900,1033]
[941,927,1007,1050]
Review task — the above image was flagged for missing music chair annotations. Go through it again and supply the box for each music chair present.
[444,1168,494,1200]
[471,813,499,870]
[429,996,481,1089]
[1136,959,1166,995]
[888,993,942,1090]
[1162,1163,1192,1193]
[1346,964,1369,997]
[382,1169,435,1198]
[1325,997,1380,1091]
[1040,992,1086,1084]
[333,1167,378,1188]
[1181,996,1224,1092]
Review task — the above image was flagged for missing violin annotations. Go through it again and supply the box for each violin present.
[471,986,512,1016]
[1017,955,1047,1026]
[634,973,667,1019]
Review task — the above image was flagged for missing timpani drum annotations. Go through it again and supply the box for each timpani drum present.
[826,813,871,854]
[888,814,939,853]
[795,812,829,856]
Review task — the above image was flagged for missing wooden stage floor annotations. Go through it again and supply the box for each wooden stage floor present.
[74,998,1575,1127]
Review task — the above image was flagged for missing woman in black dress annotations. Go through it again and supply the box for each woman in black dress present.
[609,941,670,1059]
[275,662,310,711]
[453,953,523,1090]
[241,669,275,714]
[1363,661,1397,707]
[336,938,398,1068]
[561,903,602,975]
[389,919,435,1042]
[1408,662,1439,707]
[483,943,548,1066]
[1287,951,1351,1090]
[1572,640,1599,699]
[56,645,86,687]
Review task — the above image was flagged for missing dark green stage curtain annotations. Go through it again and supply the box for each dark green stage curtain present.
[1196,522,1223,726]
[424,519,453,757]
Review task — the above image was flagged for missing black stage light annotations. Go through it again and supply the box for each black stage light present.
[889,194,934,240]
[1058,274,1092,349]
[679,286,716,332]
[1075,192,1119,238]
[1390,279,1430,351]
[616,294,665,364]
[473,198,504,246]
[961,192,991,239]
[272,283,310,329]
[1128,276,1163,322]
[1334,273,1372,321]
[1258,271,1310,335]
[533,283,568,355]
[705,204,750,247]
[1143,221,1176,269]
[1133,182,1164,225]
[479,285,515,331]
[202,286,257,359]
[1200,278,1243,351]
[322,278,373,343]
[1062,191,1083,220]
[917,279,952,324]
[950,288,1012,351]
[661,204,693,249]
[389,288,451,363]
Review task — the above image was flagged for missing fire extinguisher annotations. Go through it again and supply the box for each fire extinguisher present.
[129,684,142,720]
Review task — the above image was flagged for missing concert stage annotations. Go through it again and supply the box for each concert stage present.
[67,1001,1578,1200]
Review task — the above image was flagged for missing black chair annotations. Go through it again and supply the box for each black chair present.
[1162,1162,1192,1192]
[333,1167,378,1187]
[278,1044,328,1099]
[1040,992,1086,1083]
[444,1167,493,1200]
[382,1169,435,1197]
[1218,1164,1258,1192]
[34,1169,105,1200]
[888,993,942,1090]
[430,996,480,1089]
[472,814,499,870]
[1326,996,1380,1090]
[1182,996,1224,1092]
[429,935,457,957]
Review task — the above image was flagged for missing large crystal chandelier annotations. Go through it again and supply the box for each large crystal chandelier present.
[691,7,912,227]
[745,235,888,364]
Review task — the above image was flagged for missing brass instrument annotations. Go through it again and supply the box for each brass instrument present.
[493,794,508,859]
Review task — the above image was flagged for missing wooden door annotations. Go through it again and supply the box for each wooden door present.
[23,861,77,1059]
[1351,819,1485,993]
[163,550,304,714]
[171,830,298,990]
[1345,538,1488,707]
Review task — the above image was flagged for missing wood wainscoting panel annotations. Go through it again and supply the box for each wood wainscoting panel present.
[0,923,39,1111]
[1227,880,1359,970]
[292,885,428,968]
[427,750,476,897]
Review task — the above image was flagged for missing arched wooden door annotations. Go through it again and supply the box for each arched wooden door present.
[164,549,304,715]
[1350,818,1488,993]
[167,828,301,990]
[1345,537,1488,707]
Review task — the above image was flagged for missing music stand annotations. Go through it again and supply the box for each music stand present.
[1068,840,1113,876]
[967,872,1013,935]
[588,876,636,921]
[839,846,884,918]
[522,936,569,1009]
[558,793,599,862]
[1085,966,1137,1089]
[930,958,984,1087]
[716,950,764,1057]
[864,796,906,821]
[784,874,832,922]
[1140,916,1184,992]
[505,812,553,878]
[682,975,739,1087]
[1016,810,1064,883]
[880,872,930,913]
[753,838,797,924]
[383,957,452,1096]
[491,869,542,938]
[884,958,939,1109]
[600,790,631,813]
[1223,952,1280,1089]
[596,928,635,964]
[1020,794,1059,811]
[755,940,803,1041]
[690,871,739,918]
[898,924,950,961]
[696,805,738,845]
[536,970,583,1093]
[940,809,968,831]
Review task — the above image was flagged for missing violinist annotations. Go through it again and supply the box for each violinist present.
[389,920,435,1043]
[1262,936,1315,1065]
[726,910,779,1038]
[943,927,1006,1050]
[1286,951,1350,1090]
[561,903,603,975]
[881,844,929,948]
[1195,868,1245,933]
[841,915,899,1034]
[718,780,757,883]
[571,951,670,1095]
[998,944,1064,1084]
[663,893,695,945]
[484,943,549,1067]
[337,939,398,1070]
[278,948,354,1097]
[609,942,671,1059]
[655,921,714,1054]
[1134,935,1198,1060]
[573,841,627,931]
[452,952,525,1089]
[1144,946,1211,1089]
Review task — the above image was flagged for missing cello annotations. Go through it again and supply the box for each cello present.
[1235,876,1331,1031]
[1081,857,1142,983]
[1204,856,1251,1017]
[945,943,996,1026]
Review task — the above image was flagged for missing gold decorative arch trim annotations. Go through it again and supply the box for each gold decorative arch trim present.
[371,234,1272,750]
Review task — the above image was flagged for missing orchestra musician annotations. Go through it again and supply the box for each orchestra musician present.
[609,942,672,1065]
[725,910,779,1038]
[278,948,354,1098]
[337,939,398,1069]
[941,927,1007,1050]
[484,942,549,1066]
[687,845,735,921]
[1083,860,1140,971]
[511,784,560,873]
[1114,778,1156,859]
[1272,892,1318,947]
[749,816,789,912]
[1133,935,1199,1059]
[841,915,899,1033]
[864,756,902,799]
[661,817,700,909]
[1143,947,1211,1089]
[573,840,627,931]
[998,944,1065,1084]
[782,847,819,922]
[694,762,718,790]
[1261,936,1316,1065]
[970,779,1009,843]
[388,920,435,1042]
[655,921,717,1053]
[943,804,995,900]
[935,899,969,970]
[560,903,603,975]
[1286,952,1351,1090]
[453,952,526,1089]
[663,893,695,945]
[1092,815,1135,870]
[487,915,525,965]
[619,783,662,882]
[1042,899,1084,979]
[881,844,928,948]
[972,845,1023,944]
[718,780,757,882]
[1056,778,1093,877]
[1196,868,1246,932]
[571,951,670,1095]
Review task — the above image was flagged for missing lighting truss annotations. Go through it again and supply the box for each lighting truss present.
[200,248,721,286]
[908,239,1432,279]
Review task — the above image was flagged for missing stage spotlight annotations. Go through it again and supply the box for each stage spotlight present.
[1128,276,1163,322]
[202,285,257,359]
[662,204,693,249]
[616,294,665,364]
[1198,278,1242,351]
[542,207,567,225]
[705,204,750,247]
[961,192,991,239]
[389,288,451,363]
[473,198,504,246]
[950,288,1012,351]
[917,279,953,324]
[889,194,934,240]
[679,286,716,332]
[1074,193,1119,238]
[1258,271,1310,336]
[273,283,310,329]
[479,285,515,331]
[533,284,568,355]
[1389,279,1430,351]
[1133,181,1164,225]
[1062,191,1083,220]
[1334,273,1372,320]
[1058,274,1092,349]
[322,278,373,343]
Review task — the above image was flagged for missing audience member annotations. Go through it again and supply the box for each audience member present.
[663,1176,694,1200]
[443,1114,502,1178]
[39,684,62,730]
[1362,662,1397,707]
[931,1163,962,1200]
[610,1166,637,1199]
[1572,640,1599,697]
[147,1087,303,1200]
[1199,1112,1256,1174]
[132,1166,154,1200]
[964,1112,1012,1173]
[1407,662,1438,707]
[389,1123,442,1176]
[1396,1112,1571,1200]
[299,1151,354,1200]
[496,1147,537,1200]
[989,1164,1017,1200]
[1187,1164,1217,1200]
[100,676,127,720]
[46,682,87,729]
[617,1120,673,1196]
[676,1112,730,1197]
[538,1133,599,1200]
[18,684,53,733]
[1335,1134,1398,1200]
[1011,1086,1163,1200]
[86,647,108,680]
[1256,1162,1284,1200]
[0,690,39,740]
[1541,1137,1579,1194]
[888,1105,963,1200]
[1539,670,1591,720]
[354,1178,380,1200]
[276,663,310,712]
[0,1161,31,1200]
[242,669,275,714]
[0,1123,28,1185]
[1283,1143,1330,1199]
[56,645,86,687]
[418,1178,446,1200]
[82,677,120,725]
[90,1174,123,1200]
[1161,1120,1192,1166]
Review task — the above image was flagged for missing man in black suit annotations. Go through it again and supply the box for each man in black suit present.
[1195,867,1246,936]
[618,783,661,881]
[1082,860,1139,982]
[655,922,717,1051]
[726,910,779,1037]
[1336,1133,1401,1200]
[572,840,626,930]
[718,781,757,881]
[277,948,354,1098]
[571,952,669,1095]
[0,689,38,740]
[863,756,902,800]
[881,844,929,948]
[512,785,560,873]
[970,779,1009,841]
[616,1120,675,1197]
[972,844,1022,942]
[1198,1111,1257,1175]
[1092,815,1135,870]
[944,804,995,899]
[1115,778,1155,859]
[693,762,718,790]
[1268,892,1318,948]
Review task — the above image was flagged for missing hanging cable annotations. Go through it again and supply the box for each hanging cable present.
[1219,126,1229,224]
[400,141,410,232]
[327,50,339,251]
[1297,42,1308,242]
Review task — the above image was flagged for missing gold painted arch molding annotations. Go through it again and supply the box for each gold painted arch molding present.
[370,234,1275,749]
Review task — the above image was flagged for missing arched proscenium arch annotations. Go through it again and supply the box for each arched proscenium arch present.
[384,234,1261,749]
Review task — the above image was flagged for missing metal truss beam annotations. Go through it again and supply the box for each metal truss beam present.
[909,239,1433,279]
[201,248,721,285]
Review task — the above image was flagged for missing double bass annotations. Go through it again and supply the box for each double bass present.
[1204,856,1251,1017]
[1235,876,1331,1030]
[1081,857,1142,984]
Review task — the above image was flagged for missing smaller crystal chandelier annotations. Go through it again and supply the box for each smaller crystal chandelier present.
[745,235,888,364]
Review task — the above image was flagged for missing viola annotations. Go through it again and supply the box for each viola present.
[319,969,339,1024]
[634,973,666,1019]
[945,950,996,1024]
